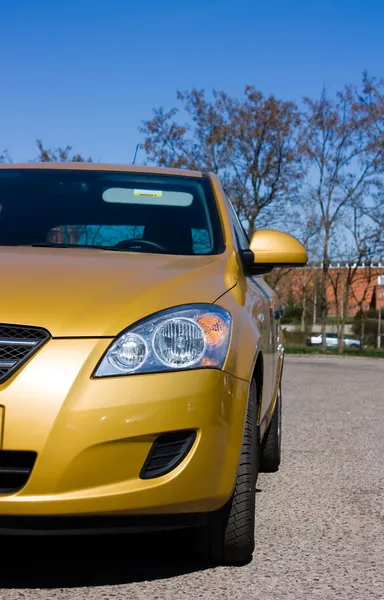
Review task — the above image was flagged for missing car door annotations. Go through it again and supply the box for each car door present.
[257,276,280,364]
[250,275,277,419]
[224,196,275,423]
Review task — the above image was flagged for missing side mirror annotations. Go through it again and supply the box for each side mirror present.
[241,229,308,275]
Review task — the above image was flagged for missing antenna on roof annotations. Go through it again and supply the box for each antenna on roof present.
[132,144,139,165]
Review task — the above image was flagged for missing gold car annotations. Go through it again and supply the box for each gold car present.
[0,163,307,565]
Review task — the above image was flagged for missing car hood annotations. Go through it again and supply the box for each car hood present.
[1,247,236,337]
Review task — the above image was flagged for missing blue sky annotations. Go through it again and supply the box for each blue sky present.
[1,0,383,164]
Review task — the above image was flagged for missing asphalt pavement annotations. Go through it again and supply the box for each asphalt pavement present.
[1,356,384,599]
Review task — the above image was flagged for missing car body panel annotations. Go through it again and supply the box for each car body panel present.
[0,162,204,178]
[216,274,283,438]
[0,163,293,526]
[1,246,237,337]
[0,340,248,515]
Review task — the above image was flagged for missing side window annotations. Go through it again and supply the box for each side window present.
[224,193,250,250]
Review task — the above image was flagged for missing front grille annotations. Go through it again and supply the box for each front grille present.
[140,430,197,480]
[0,451,37,494]
[0,324,50,384]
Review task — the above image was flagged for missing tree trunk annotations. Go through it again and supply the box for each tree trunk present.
[360,315,365,349]
[301,296,306,332]
[313,282,317,326]
[320,235,330,353]
[301,270,307,333]
[338,282,349,355]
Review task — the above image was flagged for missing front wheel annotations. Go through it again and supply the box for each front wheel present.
[196,378,259,566]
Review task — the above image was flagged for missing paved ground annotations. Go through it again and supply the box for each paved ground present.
[2,356,384,599]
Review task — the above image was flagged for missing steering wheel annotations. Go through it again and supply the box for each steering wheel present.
[113,238,167,252]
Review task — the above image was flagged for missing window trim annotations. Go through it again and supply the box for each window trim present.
[223,190,273,276]
[223,190,250,251]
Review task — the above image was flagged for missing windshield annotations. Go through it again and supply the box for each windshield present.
[0,169,224,255]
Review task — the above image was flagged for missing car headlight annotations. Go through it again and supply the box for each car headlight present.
[93,304,232,377]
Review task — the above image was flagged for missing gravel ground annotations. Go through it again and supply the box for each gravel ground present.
[2,356,384,599]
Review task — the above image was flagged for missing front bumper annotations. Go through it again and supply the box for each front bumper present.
[0,339,248,520]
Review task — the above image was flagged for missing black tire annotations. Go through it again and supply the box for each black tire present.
[196,378,259,566]
[259,381,282,473]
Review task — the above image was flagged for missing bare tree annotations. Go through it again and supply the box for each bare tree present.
[265,267,292,291]
[35,139,92,163]
[140,87,304,235]
[350,263,377,346]
[329,201,384,352]
[327,267,343,332]
[277,197,322,329]
[302,76,384,351]
[0,149,11,163]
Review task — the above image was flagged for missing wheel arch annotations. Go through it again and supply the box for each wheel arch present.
[226,348,263,505]
[250,350,264,424]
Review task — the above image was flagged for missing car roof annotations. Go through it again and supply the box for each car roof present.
[0,163,204,178]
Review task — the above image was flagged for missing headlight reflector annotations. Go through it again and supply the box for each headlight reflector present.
[94,305,231,377]
[153,318,206,368]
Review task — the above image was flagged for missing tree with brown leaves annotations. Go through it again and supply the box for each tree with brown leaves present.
[35,139,92,163]
[140,87,304,235]
[0,150,11,163]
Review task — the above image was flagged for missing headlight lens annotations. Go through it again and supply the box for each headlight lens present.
[108,333,148,372]
[153,318,206,368]
[94,305,232,377]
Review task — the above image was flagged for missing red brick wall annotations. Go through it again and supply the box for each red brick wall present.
[271,266,384,316]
